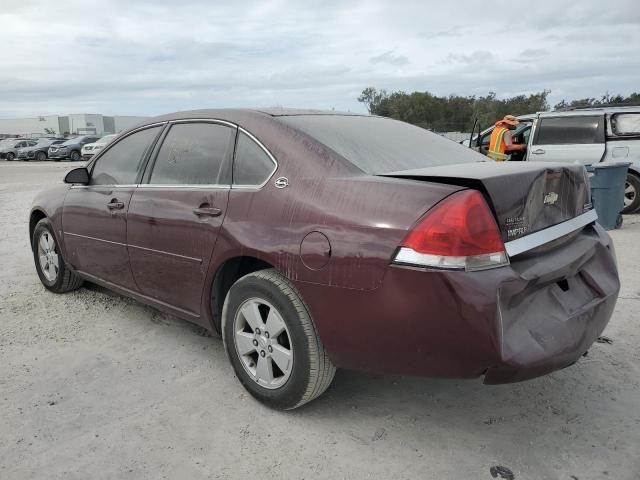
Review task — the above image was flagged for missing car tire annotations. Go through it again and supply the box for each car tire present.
[622,172,640,214]
[36,151,46,161]
[32,218,84,293]
[222,268,335,410]
[70,150,81,161]
[6,152,15,161]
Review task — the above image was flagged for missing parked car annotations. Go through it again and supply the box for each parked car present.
[29,109,620,409]
[81,134,117,159]
[0,138,38,160]
[48,135,100,161]
[466,106,640,213]
[17,138,66,161]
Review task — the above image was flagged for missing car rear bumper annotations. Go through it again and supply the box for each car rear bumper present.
[483,225,618,383]
[295,223,619,383]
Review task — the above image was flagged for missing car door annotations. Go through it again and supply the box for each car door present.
[527,114,606,165]
[62,124,164,290]
[126,120,236,315]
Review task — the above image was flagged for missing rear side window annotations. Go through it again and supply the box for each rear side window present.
[91,126,162,185]
[233,131,276,186]
[611,113,640,136]
[278,115,483,175]
[534,116,604,145]
[149,122,235,185]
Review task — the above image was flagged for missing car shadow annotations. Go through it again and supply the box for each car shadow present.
[81,280,618,441]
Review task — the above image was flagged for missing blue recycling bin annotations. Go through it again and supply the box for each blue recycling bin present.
[586,162,631,230]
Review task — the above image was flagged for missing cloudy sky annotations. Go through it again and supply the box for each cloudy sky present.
[1,0,638,118]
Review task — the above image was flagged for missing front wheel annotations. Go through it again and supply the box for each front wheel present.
[222,269,335,410]
[70,150,81,161]
[32,218,83,293]
[36,151,46,161]
[6,152,15,161]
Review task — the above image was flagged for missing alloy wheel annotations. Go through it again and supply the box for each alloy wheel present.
[624,180,636,208]
[233,298,293,389]
[37,230,59,282]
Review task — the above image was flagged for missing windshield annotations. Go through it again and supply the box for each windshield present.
[61,137,82,146]
[97,134,117,143]
[278,115,485,174]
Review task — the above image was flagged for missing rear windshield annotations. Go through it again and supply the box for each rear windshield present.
[277,115,485,174]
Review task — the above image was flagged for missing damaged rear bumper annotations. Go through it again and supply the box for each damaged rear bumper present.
[295,223,619,382]
[484,223,619,383]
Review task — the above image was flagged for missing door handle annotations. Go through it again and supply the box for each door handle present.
[107,200,125,210]
[531,148,545,155]
[193,206,222,217]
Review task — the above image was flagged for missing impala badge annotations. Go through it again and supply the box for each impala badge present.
[275,177,289,189]
[544,192,559,205]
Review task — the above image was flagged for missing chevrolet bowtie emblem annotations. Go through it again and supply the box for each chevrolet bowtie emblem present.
[544,192,559,205]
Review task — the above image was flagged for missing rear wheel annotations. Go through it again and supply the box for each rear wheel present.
[622,172,640,214]
[36,151,46,161]
[70,150,81,161]
[222,269,335,410]
[32,219,83,293]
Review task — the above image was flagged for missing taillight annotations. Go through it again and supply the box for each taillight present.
[393,190,509,271]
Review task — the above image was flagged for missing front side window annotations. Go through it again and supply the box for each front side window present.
[149,122,235,185]
[233,131,276,186]
[611,113,640,136]
[534,116,604,145]
[91,126,162,185]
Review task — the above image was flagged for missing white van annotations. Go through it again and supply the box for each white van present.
[468,106,640,213]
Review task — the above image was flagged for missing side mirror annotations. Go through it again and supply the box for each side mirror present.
[64,167,90,185]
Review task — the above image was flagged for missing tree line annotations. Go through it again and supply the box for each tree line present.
[357,88,640,132]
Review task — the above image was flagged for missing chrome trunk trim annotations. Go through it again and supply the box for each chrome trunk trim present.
[504,210,598,257]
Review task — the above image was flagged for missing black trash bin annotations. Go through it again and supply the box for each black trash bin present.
[586,162,631,230]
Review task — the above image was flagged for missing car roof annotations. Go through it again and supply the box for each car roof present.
[144,108,361,123]
[538,106,640,117]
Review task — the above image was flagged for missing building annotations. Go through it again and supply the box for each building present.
[0,114,148,138]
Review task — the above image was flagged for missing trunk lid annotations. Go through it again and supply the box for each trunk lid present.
[379,162,592,243]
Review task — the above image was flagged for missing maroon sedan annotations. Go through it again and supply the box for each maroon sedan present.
[29,109,619,409]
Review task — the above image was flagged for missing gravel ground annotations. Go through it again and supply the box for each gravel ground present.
[1,161,639,480]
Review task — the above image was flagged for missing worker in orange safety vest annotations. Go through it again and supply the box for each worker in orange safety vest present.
[487,115,527,161]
